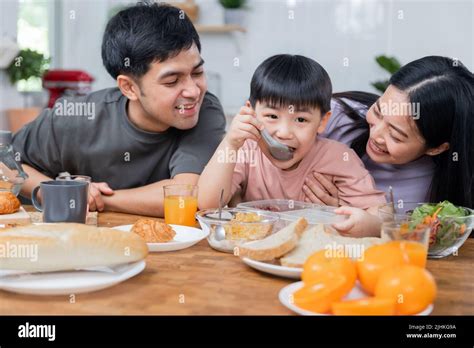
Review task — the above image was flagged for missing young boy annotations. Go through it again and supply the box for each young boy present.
[198,55,385,233]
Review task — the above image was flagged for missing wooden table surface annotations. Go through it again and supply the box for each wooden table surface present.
[1,210,473,315]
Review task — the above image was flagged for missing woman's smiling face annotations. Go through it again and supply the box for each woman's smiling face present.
[254,101,327,170]
[365,85,431,164]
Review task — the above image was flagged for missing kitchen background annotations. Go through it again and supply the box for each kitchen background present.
[0,0,473,131]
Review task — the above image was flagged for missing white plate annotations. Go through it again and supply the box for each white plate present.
[279,281,434,316]
[0,260,146,296]
[113,224,209,252]
[241,257,302,279]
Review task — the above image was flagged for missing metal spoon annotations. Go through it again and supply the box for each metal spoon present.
[261,129,294,161]
[214,189,226,241]
[389,186,395,212]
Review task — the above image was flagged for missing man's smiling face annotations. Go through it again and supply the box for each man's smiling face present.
[133,43,207,131]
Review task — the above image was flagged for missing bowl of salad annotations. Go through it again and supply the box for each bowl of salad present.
[378,201,473,258]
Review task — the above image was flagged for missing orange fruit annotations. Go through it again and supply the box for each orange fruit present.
[331,297,397,315]
[293,274,349,314]
[385,241,427,268]
[356,244,408,295]
[302,249,357,295]
[375,265,437,315]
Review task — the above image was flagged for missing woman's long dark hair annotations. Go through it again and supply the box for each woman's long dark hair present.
[333,56,474,208]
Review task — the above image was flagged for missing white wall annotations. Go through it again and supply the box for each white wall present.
[0,0,21,129]
[55,0,115,91]
[2,0,474,117]
[196,0,474,113]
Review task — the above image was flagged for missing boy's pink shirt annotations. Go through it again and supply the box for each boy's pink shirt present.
[231,138,386,209]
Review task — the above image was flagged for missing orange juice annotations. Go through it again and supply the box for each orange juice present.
[387,240,428,268]
[164,195,198,227]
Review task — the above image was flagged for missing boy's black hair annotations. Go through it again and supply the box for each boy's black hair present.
[249,54,332,113]
[101,2,201,79]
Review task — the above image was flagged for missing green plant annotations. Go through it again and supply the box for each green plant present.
[371,55,402,93]
[219,0,245,9]
[6,48,50,85]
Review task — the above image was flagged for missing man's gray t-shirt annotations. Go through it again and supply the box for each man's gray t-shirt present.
[12,88,226,189]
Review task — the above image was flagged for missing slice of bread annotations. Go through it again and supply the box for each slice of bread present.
[0,223,148,272]
[280,224,387,268]
[237,218,308,261]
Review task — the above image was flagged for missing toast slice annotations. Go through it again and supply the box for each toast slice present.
[237,218,308,261]
[280,224,387,268]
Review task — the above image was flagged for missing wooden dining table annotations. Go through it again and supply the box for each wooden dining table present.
[0,209,473,315]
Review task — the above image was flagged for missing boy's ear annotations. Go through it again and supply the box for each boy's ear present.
[117,75,140,101]
[317,111,332,134]
[425,142,450,156]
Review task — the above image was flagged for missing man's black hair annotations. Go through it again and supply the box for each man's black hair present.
[102,2,201,79]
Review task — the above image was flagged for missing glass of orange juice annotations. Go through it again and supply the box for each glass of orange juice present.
[163,184,198,227]
[381,221,430,268]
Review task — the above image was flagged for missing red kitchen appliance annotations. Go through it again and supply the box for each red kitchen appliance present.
[42,70,94,107]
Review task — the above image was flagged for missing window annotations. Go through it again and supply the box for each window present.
[16,0,51,92]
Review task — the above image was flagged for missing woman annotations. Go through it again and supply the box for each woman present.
[303,56,473,211]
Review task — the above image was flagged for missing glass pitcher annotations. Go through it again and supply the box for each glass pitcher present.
[0,130,28,196]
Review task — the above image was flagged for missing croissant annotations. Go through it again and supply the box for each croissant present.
[131,218,176,243]
[0,191,20,214]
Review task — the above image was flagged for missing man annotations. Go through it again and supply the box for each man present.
[13,3,226,216]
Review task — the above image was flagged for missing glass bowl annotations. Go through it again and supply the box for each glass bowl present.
[378,202,474,258]
[195,208,279,253]
[237,199,318,213]
[237,199,347,226]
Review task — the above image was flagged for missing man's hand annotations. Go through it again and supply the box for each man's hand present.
[88,182,114,212]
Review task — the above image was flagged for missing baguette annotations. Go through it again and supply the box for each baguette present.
[280,224,387,268]
[0,223,148,272]
[237,218,308,261]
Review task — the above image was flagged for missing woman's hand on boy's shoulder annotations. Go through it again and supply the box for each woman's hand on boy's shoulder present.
[224,104,264,150]
[303,171,339,206]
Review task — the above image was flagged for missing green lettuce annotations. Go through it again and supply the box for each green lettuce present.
[410,201,468,248]
[411,201,466,222]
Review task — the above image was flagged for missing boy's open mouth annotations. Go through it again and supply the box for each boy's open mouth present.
[278,142,296,152]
